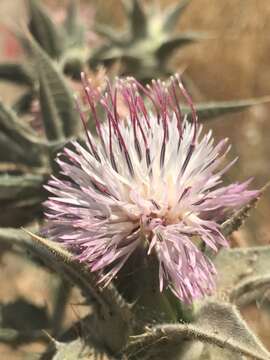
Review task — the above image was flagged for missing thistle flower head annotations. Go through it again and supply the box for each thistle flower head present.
[44,74,257,303]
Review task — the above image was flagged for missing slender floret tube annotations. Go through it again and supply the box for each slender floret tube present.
[43,74,258,303]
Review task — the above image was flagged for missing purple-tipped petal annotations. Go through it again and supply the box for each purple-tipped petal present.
[43,75,258,303]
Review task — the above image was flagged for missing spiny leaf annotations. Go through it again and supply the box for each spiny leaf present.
[22,230,101,301]
[23,231,132,352]
[92,0,198,82]
[195,302,270,360]
[163,0,192,33]
[128,0,147,39]
[221,188,263,237]
[64,1,78,35]
[214,245,270,304]
[63,1,85,48]
[0,328,46,345]
[127,302,270,360]
[0,176,44,226]
[183,96,270,121]
[53,339,114,360]
[26,35,80,138]
[157,32,207,63]
[0,227,38,251]
[24,232,132,315]
[94,24,124,45]
[38,68,65,141]
[0,174,44,201]
[90,46,125,66]
[200,345,245,360]
[231,274,270,307]
[28,0,63,58]
[0,131,30,164]
[13,90,36,115]
[0,100,40,158]
[0,63,34,86]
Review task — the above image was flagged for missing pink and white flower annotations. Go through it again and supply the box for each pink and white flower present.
[44,74,257,303]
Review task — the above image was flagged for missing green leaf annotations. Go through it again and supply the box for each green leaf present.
[93,24,123,45]
[23,230,132,353]
[127,302,270,360]
[0,174,44,203]
[27,35,80,138]
[0,226,39,252]
[162,0,192,33]
[28,0,63,58]
[0,203,41,227]
[156,32,206,62]
[231,274,270,307]
[64,1,79,36]
[91,45,123,63]
[12,90,35,115]
[195,302,270,360]
[0,228,132,351]
[90,0,204,82]
[128,0,147,39]
[63,55,84,80]
[0,100,41,165]
[0,63,34,86]
[0,298,49,332]
[52,338,114,360]
[200,345,245,360]
[0,328,46,345]
[0,131,29,164]
[63,1,85,48]
[183,97,270,121]
[0,175,45,226]
[38,68,65,141]
[0,100,37,145]
[214,245,270,305]
[221,189,263,237]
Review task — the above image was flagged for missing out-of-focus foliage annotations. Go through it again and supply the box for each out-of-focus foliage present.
[90,0,204,81]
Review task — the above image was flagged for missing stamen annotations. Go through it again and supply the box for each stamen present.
[119,80,148,164]
[146,147,151,169]
[178,186,191,202]
[90,178,113,198]
[118,80,141,160]
[84,86,104,142]
[124,150,135,177]
[103,85,134,177]
[108,115,118,172]
[136,95,150,128]
[169,76,183,140]
[146,83,161,123]
[160,141,166,169]
[134,137,142,161]
[151,199,161,210]
[74,97,101,162]
[176,74,198,144]
[181,143,195,175]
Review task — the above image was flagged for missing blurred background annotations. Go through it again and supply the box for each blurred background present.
[0,0,270,359]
